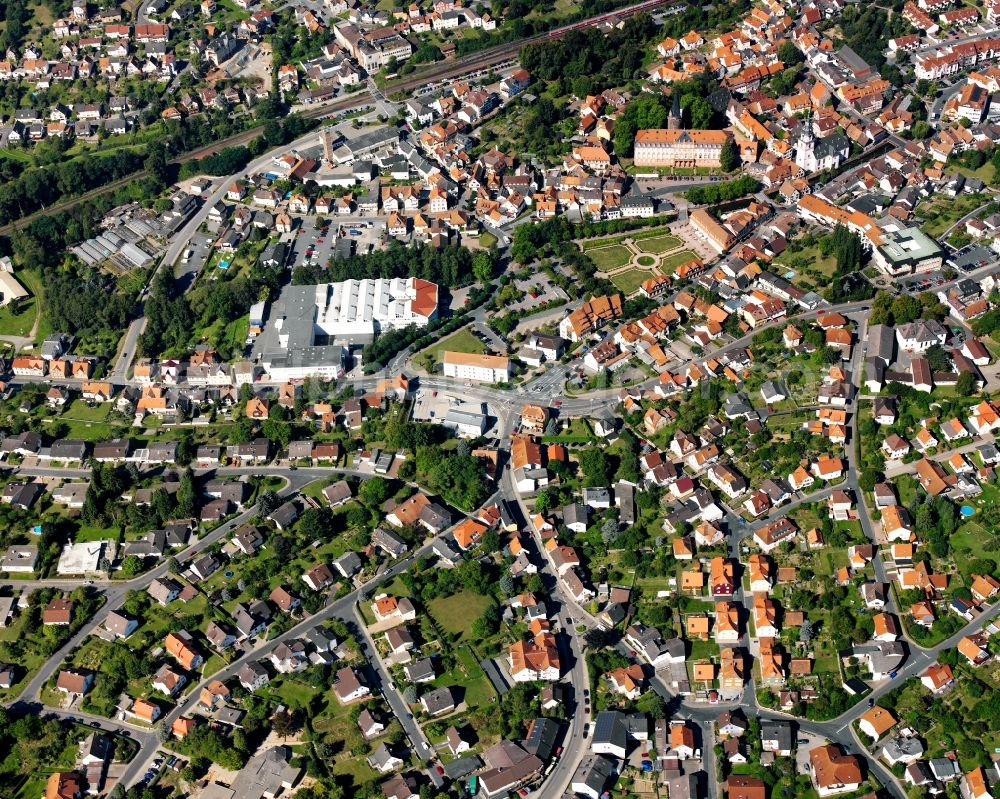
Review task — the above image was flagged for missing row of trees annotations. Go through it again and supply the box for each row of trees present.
[868,289,947,327]
[361,282,493,371]
[0,149,145,227]
[684,175,759,204]
[293,241,480,289]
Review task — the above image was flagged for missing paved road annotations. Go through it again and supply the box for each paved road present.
[13,704,161,788]
[351,601,437,768]
[158,503,494,766]
[9,472,308,703]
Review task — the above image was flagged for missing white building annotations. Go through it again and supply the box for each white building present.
[263,278,438,380]
[442,351,511,383]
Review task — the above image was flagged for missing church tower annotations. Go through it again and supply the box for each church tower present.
[794,114,816,172]
[668,91,682,130]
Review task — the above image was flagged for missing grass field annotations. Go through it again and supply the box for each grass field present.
[61,399,112,423]
[44,416,114,441]
[0,268,42,339]
[420,327,486,370]
[427,591,494,641]
[587,245,633,271]
[948,521,1000,582]
[449,645,495,707]
[0,298,36,337]
[610,268,651,295]
[916,194,987,238]
[581,235,631,250]
[635,234,682,254]
[74,525,120,543]
[773,243,838,287]
[658,249,701,274]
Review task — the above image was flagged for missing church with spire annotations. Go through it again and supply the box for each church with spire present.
[668,92,683,130]
[794,114,850,173]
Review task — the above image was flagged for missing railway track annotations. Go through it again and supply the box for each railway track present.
[0,0,675,237]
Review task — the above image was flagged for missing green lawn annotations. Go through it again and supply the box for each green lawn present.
[422,644,497,713]
[419,326,486,370]
[950,158,996,183]
[812,548,849,577]
[687,637,719,661]
[43,417,114,442]
[267,676,320,710]
[635,234,682,254]
[948,521,1000,582]
[427,591,494,641]
[60,399,112,423]
[0,267,42,339]
[916,193,988,238]
[586,245,633,271]
[0,297,36,337]
[581,235,632,250]
[894,474,920,508]
[773,243,838,285]
[658,249,700,274]
[74,525,120,543]
[541,417,592,444]
[610,268,651,295]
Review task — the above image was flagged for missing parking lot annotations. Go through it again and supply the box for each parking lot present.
[510,274,569,313]
[286,220,383,271]
[174,232,213,291]
[949,244,996,272]
[898,270,949,292]
[336,220,382,256]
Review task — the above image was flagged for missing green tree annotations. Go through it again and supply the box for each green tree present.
[578,448,612,486]
[680,94,713,128]
[956,370,977,396]
[777,40,803,65]
[635,691,668,719]
[300,507,333,540]
[889,294,922,324]
[176,468,197,519]
[359,477,389,507]
[120,555,144,578]
[613,95,670,156]
[471,603,501,637]
[924,345,950,373]
[261,418,291,449]
[858,469,880,493]
[472,251,493,283]
[719,137,738,172]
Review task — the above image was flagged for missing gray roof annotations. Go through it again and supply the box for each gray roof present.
[443,755,481,780]
[522,717,559,760]
[333,551,363,577]
[761,720,792,748]
[867,324,895,363]
[572,755,617,795]
[562,502,588,526]
[881,736,923,761]
[421,686,454,715]
[591,710,628,752]
[404,657,435,683]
